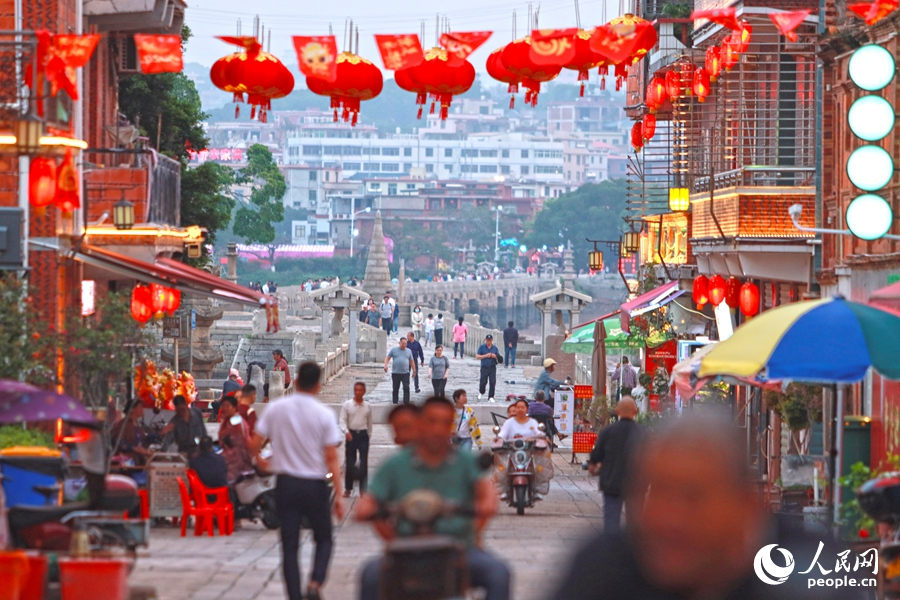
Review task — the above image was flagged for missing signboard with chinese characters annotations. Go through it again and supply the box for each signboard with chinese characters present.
[187,148,245,164]
[162,316,182,339]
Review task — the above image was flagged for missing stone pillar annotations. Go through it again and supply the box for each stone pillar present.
[541,309,553,360]
[226,242,238,283]
[398,259,406,304]
[321,308,331,342]
[349,310,358,364]
[269,370,285,401]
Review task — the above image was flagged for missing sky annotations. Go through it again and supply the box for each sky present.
[184,0,628,72]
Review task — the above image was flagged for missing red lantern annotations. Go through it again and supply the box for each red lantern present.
[645,75,667,113]
[226,50,294,122]
[55,150,80,212]
[211,51,248,117]
[500,37,563,107]
[486,47,521,108]
[735,22,752,53]
[693,275,709,309]
[149,283,168,316]
[630,121,644,151]
[403,48,475,120]
[708,274,726,307]
[722,36,740,71]
[562,30,608,97]
[642,113,657,140]
[29,157,57,210]
[606,14,658,89]
[162,286,181,315]
[131,284,153,324]
[307,52,384,126]
[664,69,682,99]
[692,67,710,103]
[705,46,722,81]
[724,277,741,308]
[740,282,760,317]
[395,68,428,118]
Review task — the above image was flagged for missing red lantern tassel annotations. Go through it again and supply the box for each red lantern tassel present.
[578,69,588,95]
[417,106,424,119]
[509,96,515,109]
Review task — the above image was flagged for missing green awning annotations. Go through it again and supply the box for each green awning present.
[562,317,645,354]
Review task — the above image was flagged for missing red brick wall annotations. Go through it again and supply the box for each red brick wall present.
[84,167,150,223]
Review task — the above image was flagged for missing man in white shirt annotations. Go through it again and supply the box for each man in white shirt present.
[339,382,373,498]
[250,362,344,600]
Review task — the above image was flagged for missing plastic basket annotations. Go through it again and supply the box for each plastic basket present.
[147,453,188,518]
[58,558,128,600]
[0,551,29,600]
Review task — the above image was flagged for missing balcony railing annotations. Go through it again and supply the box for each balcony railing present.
[694,166,816,193]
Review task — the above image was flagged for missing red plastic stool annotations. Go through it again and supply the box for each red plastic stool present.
[138,489,150,519]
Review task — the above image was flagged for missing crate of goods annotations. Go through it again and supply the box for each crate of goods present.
[572,432,597,455]
[147,453,188,518]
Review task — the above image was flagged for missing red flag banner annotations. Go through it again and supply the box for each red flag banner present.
[848,0,898,25]
[440,31,492,64]
[690,8,743,30]
[769,10,812,42]
[374,34,424,71]
[292,35,338,82]
[218,35,262,52]
[589,25,641,65]
[529,28,578,65]
[134,34,183,74]
[48,34,100,99]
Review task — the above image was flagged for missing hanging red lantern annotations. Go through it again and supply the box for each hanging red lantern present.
[225,48,294,123]
[735,22,752,53]
[645,75,667,113]
[487,47,521,108]
[722,36,740,71]
[500,37,562,107]
[211,51,248,117]
[664,69,682,99]
[307,52,384,126]
[594,14,658,90]
[149,283,168,317]
[131,284,153,324]
[162,286,181,315]
[562,29,608,97]
[29,157,57,211]
[55,150,80,212]
[693,275,709,309]
[403,47,475,120]
[692,67,711,102]
[740,282,760,317]
[708,274,726,307]
[394,68,429,118]
[630,121,644,151]
[642,113,657,140]
[724,277,741,308]
[705,46,722,81]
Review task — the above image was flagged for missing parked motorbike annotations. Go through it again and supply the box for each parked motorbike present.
[492,429,548,515]
[232,470,279,529]
[857,473,900,598]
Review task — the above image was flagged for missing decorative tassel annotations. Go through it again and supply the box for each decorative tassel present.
[429,100,436,115]
[333,108,339,122]
[250,105,256,120]
[440,104,448,120]
[509,96,515,109]
[235,105,240,118]
[580,82,585,97]
[351,111,358,126]
[417,106,423,119]
[600,77,606,91]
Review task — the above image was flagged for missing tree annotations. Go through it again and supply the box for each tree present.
[180,161,235,246]
[232,144,287,268]
[383,219,453,269]
[0,276,57,386]
[524,180,629,271]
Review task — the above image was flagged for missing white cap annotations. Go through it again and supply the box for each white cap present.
[543,358,557,368]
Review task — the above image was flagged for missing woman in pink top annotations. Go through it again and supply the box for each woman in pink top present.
[452,317,468,359]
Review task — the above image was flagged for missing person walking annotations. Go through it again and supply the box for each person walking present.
[406,332,425,394]
[428,345,450,398]
[366,302,381,328]
[502,321,518,369]
[339,382,373,498]
[392,299,400,334]
[250,362,344,600]
[411,306,424,341]
[610,356,638,403]
[451,389,482,451]
[475,334,502,402]
[587,397,641,533]
[452,317,468,359]
[424,313,435,347]
[379,295,394,334]
[434,313,444,346]
[384,337,415,405]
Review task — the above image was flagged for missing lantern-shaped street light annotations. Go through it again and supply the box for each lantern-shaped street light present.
[669,187,690,212]
[623,229,641,255]
[15,115,44,156]
[589,249,603,271]
[113,199,135,230]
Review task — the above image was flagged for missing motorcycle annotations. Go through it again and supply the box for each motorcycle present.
[492,429,549,515]
[232,470,279,529]
[857,473,900,598]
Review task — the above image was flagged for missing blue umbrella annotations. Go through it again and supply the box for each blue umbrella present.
[0,380,98,426]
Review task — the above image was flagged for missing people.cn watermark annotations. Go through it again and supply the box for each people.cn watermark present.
[754,542,878,589]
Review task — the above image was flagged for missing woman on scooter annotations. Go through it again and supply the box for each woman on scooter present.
[497,399,544,441]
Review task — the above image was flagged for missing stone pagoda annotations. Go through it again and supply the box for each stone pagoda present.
[362,210,392,299]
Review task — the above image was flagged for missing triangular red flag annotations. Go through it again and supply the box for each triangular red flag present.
[769,10,812,42]
[440,31,492,64]
[374,34,424,71]
[217,35,262,54]
[529,29,578,66]
[292,36,338,82]
[848,0,898,25]
[690,8,743,31]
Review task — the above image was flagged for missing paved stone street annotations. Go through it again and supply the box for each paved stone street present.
[130,346,604,600]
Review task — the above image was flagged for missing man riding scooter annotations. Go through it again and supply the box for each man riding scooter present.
[355,396,511,600]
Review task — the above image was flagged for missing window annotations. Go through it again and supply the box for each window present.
[444,148,453,158]
[461,165,478,173]
[383,147,400,156]
[325,171,330,181]
[479,106,489,115]
[501,149,509,158]
[403,163,412,171]
[294,225,306,237]
[479,165,498,173]
[308,190,317,201]
[500,165,511,174]
[443,164,453,171]
[364,163,380,171]
[521,149,529,158]
[303,145,322,156]
[461,149,478,158]
[480,150,498,157]
[426,164,434,172]
[521,166,530,175]
[388,183,398,195]
[403,147,412,156]
[535,150,563,158]
[370,183,381,190]
[535,166,561,174]
[343,146,362,155]
[324,146,342,155]
[425,148,434,157]
[343,162,361,170]
[309,170,317,181]
[382,163,400,172]
[363,147,381,155]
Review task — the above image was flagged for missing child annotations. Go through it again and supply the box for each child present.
[424,313,435,347]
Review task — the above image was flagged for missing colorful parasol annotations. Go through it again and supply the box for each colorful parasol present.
[697,297,900,384]
[0,381,97,426]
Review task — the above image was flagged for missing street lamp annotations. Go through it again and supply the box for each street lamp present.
[15,115,44,156]
[349,204,371,258]
[113,199,135,230]
[493,204,503,265]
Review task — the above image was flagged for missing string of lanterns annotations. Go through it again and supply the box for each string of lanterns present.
[693,275,760,317]
[131,283,181,324]
[27,150,81,213]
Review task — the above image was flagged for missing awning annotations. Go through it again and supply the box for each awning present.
[871,282,900,315]
[562,313,647,354]
[620,281,684,332]
[72,244,266,307]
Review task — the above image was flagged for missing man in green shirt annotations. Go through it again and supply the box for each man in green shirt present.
[355,397,510,600]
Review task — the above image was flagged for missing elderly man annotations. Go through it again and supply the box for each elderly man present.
[384,337,415,405]
[588,397,641,532]
[549,415,865,600]
[534,358,570,410]
[475,334,502,402]
[405,331,425,394]
[527,390,566,441]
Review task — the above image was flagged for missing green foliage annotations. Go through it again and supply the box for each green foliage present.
[180,161,235,245]
[838,455,900,540]
[383,218,453,268]
[524,180,628,272]
[232,144,287,247]
[237,256,366,286]
[764,384,824,432]
[0,425,56,450]
[0,275,58,386]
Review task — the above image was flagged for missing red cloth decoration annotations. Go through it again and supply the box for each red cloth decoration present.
[500,38,562,106]
[693,276,709,309]
[645,75,667,112]
[630,121,644,151]
[693,67,710,102]
[705,46,722,81]
[486,47,521,108]
[708,275,726,307]
[307,52,383,126]
[770,10,812,42]
[374,34,424,71]
[529,28,579,66]
[402,47,475,120]
[29,157,56,210]
[131,285,153,324]
[849,0,898,25]
[293,35,339,82]
[724,277,741,309]
[54,150,80,213]
[739,282,760,317]
[440,31,493,64]
[690,8,742,30]
[642,113,657,140]
[25,32,100,114]
[133,34,183,74]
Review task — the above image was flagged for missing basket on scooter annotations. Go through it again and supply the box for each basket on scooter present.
[380,537,468,600]
[857,472,900,523]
